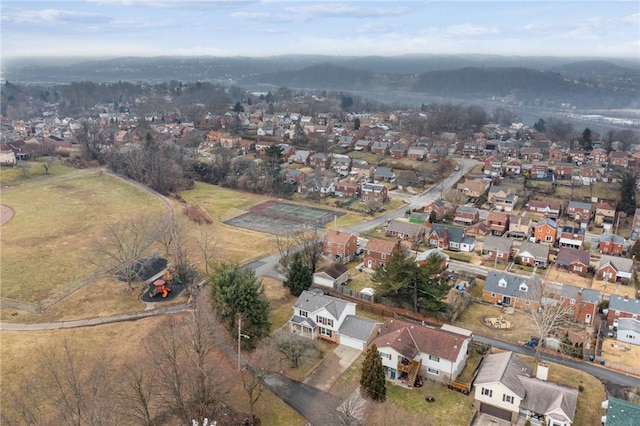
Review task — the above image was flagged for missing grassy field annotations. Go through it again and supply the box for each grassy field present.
[0,161,75,184]
[0,171,167,303]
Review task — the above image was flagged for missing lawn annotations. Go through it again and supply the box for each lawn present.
[455,302,538,343]
[0,171,167,303]
[0,161,75,184]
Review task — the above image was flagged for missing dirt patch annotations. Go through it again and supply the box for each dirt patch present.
[260,276,288,303]
[0,204,14,226]
[601,338,640,370]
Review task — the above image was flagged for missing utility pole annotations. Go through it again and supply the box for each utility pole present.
[238,316,250,371]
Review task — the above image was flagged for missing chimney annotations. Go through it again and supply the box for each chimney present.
[624,294,629,301]
[536,362,549,381]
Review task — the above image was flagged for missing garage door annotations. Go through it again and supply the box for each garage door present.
[312,276,334,288]
[339,335,364,351]
[480,403,512,422]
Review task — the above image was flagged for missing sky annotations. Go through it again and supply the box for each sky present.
[1,0,639,60]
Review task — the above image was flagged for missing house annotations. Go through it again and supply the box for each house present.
[555,248,590,276]
[354,139,372,152]
[602,396,640,425]
[424,200,447,221]
[508,215,532,239]
[595,202,616,229]
[456,178,487,199]
[488,186,518,212]
[385,219,426,242]
[591,148,608,165]
[483,156,503,176]
[474,351,578,425]
[466,221,492,237]
[481,236,513,263]
[533,218,558,244]
[370,141,390,155]
[408,145,429,160]
[415,248,450,269]
[487,186,512,203]
[363,238,399,270]
[505,159,522,175]
[530,161,549,179]
[576,165,598,185]
[361,183,388,203]
[486,211,510,236]
[528,200,562,219]
[389,142,407,159]
[289,290,380,350]
[558,226,585,249]
[428,224,475,252]
[0,150,16,165]
[517,241,550,268]
[598,255,633,283]
[350,160,373,181]
[554,163,575,180]
[549,148,564,163]
[334,180,359,198]
[606,294,640,327]
[453,206,480,226]
[483,271,542,310]
[373,166,395,182]
[323,230,358,263]
[567,201,592,225]
[312,262,349,289]
[608,151,629,168]
[331,156,352,176]
[374,318,472,386]
[288,149,311,165]
[615,318,640,346]
[520,147,544,161]
[598,233,626,256]
[560,285,601,325]
[568,149,587,164]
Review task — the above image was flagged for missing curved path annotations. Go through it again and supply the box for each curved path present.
[0,204,15,226]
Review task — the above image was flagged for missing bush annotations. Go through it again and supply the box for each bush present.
[184,204,212,224]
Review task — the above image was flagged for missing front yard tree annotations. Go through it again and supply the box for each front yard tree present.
[271,331,321,369]
[529,293,573,362]
[208,262,270,349]
[618,171,637,216]
[284,253,312,296]
[360,344,386,402]
[361,199,383,216]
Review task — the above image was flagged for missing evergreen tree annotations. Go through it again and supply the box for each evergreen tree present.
[354,117,361,131]
[208,262,270,349]
[284,253,312,296]
[260,144,284,195]
[581,127,593,150]
[429,210,437,224]
[360,344,386,402]
[533,118,546,133]
[233,101,244,113]
[618,171,637,216]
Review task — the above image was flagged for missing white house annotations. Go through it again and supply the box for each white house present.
[288,290,379,350]
[616,318,640,346]
[312,262,349,289]
[474,351,578,425]
[373,318,471,387]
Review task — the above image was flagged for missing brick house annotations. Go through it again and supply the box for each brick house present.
[606,294,640,327]
[323,230,358,263]
[597,255,633,283]
[310,152,332,169]
[363,238,399,270]
[549,148,564,163]
[427,224,476,252]
[559,285,601,326]
[370,141,390,155]
[554,163,575,180]
[528,200,562,219]
[568,149,587,164]
[530,161,549,179]
[555,247,590,276]
[481,236,513,263]
[360,183,388,203]
[533,218,558,244]
[453,206,480,226]
[517,241,550,268]
[505,159,522,175]
[598,233,626,256]
[558,226,585,249]
[334,179,360,198]
[608,151,629,167]
[483,271,542,311]
[566,201,592,225]
[424,200,447,221]
[486,211,510,236]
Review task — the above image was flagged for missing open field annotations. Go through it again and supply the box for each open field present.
[601,337,640,370]
[0,171,167,303]
[0,161,75,184]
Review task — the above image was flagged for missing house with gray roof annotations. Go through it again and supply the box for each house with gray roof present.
[373,166,395,182]
[555,247,590,276]
[559,285,601,325]
[615,318,640,346]
[597,255,633,283]
[385,219,426,242]
[428,224,475,252]
[603,396,640,425]
[481,235,513,263]
[606,294,640,327]
[483,271,542,311]
[517,241,550,268]
[338,315,382,351]
[474,351,578,425]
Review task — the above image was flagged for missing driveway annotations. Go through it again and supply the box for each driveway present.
[304,345,362,391]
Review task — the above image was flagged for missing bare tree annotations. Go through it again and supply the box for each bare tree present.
[91,214,164,291]
[73,120,111,161]
[195,223,217,276]
[530,291,574,362]
[296,230,326,273]
[117,358,157,426]
[361,199,383,216]
[271,331,321,369]
[241,346,278,425]
[443,188,467,205]
[274,233,297,271]
[2,376,47,426]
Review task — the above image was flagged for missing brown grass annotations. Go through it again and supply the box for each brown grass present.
[455,302,539,343]
[601,338,640,370]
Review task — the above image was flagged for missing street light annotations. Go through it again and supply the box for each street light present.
[238,317,250,371]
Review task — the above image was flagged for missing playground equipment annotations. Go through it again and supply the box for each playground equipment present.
[149,279,171,298]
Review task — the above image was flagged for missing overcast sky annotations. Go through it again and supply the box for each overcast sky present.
[2,0,639,60]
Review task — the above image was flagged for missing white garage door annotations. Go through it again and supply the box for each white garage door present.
[339,335,364,351]
[313,276,334,288]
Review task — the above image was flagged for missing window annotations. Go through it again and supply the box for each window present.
[320,327,332,337]
[545,236,552,242]
[299,310,308,318]
[491,292,496,297]
[481,388,493,397]
[525,300,530,305]
[382,253,386,260]
[428,354,440,362]
[519,284,528,292]
[316,316,334,327]
[503,394,514,404]
[627,334,636,340]
[379,351,391,360]
[570,298,576,305]
[427,368,439,375]
[574,266,582,272]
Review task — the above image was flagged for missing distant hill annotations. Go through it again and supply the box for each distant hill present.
[242,63,374,90]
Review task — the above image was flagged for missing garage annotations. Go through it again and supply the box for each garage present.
[480,403,513,422]
[339,334,365,351]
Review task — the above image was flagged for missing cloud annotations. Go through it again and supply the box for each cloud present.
[3,9,110,24]
[620,13,640,24]
[282,2,412,19]
[87,0,254,8]
[356,21,399,34]
[443,24,499,37]
[230,11,303,23]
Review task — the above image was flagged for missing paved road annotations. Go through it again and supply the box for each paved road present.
[263,372,343,426]
[473,334,640,387]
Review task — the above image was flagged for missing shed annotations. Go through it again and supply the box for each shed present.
[313,262,349,289]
